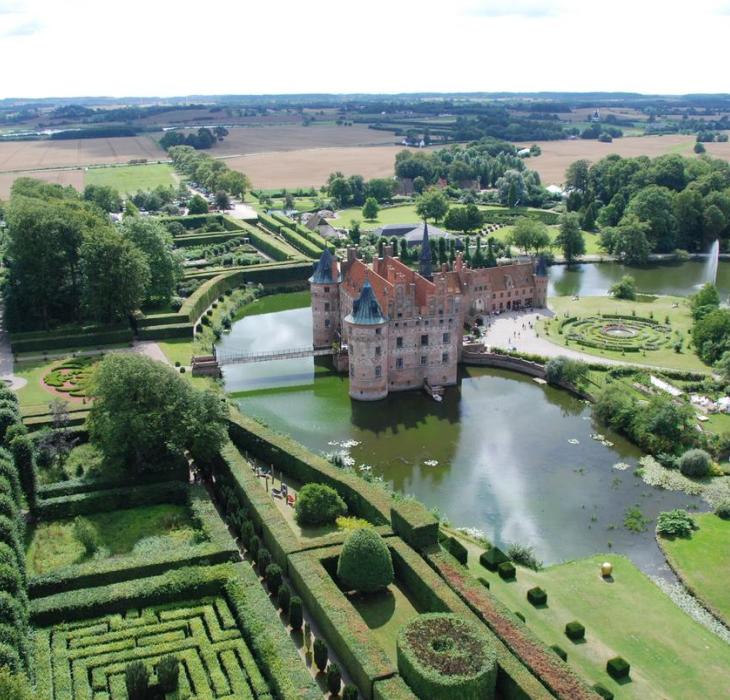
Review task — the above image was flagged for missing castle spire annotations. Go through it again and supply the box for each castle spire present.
[419,221,432,280]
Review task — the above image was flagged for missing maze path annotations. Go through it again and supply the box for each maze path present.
[42,597,272,700]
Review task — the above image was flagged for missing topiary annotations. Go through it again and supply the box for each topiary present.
[313,637,328,672]
[0,495,15,523]
[74,516,100,555]
[326,663,342,695]
[0,564,21,597]
[248,534,260,559]
[565,621,585,641]
[3,423,26,445]
[265,563,282,593]
[125,660,150,700]
[550,644,567,661]
[289,596,303,630]
[156,654,179,693]
[593,683,614,699]
[0,518,21,562]
[295,483,347,526]
[240,520,255,547]
[606,656,630,680]
[277,583,291,614]
[0,622,19,650]
[497,561,516,580]
[337,528,394,594]
[678,449,712,477]
[342,684,359,700]
[0,645,22,675]
[526,587,547,606]
[0,544,22,582]
[256,547,271,573]
[479,546,508,572]
[0,409,18,443]
[397,613,497,700]
[714,500,730,520]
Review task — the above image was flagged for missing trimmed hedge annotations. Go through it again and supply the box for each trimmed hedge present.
[234,220,294,261]
[606,656,630,680]
[446,536,468,565]
[390,501,439,550]
[480,547,509,572]
[526,587,547,606]
[593,683,614,700]
[337,528,394,593]
[10,326,133,354]
[565,621,585,641]
[550,645,567,662]
[373,675,418,700]
[498,562,516,580]
[279,225,323,258]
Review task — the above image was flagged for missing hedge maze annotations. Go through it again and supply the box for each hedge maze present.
[560,314,672,353]
[40,597,271,700]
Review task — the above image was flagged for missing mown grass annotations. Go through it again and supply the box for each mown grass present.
[233,291,311,321]
[458,540,730,699]
[84,163,176,194]
[659,513,730,626]
[25,503,200,576]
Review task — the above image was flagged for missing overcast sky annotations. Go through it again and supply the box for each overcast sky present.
[1,0,729,99]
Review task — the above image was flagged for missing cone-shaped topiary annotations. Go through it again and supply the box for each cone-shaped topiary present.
[337,528,394,593]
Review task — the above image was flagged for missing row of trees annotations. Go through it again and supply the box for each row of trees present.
[168,146,249,198]
[565,153,730,261]
[325,173,396,209]
[4,179,181,330]
[159,127,228,150]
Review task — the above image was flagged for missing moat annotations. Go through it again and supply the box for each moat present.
[218,262,728,575]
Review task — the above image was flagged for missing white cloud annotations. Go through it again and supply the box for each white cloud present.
[465,0,562,17]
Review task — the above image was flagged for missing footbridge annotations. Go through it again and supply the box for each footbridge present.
[215,345,334,366]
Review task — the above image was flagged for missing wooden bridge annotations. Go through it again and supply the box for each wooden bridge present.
[215,345,334,366]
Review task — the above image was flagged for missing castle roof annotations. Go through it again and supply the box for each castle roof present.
[345,280,387,325]
[375,222,451,246]
[535,255,548,277]
[419,221,432,280]
[310,248,337,284]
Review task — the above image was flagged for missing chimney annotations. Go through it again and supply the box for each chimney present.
[384,244,394,258]
[346,246,357,264]
[454,252,464,273]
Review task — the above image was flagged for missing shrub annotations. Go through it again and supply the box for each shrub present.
[514,611,525,622]
[550,644,567,661]
[295,483,347,526]
[446,536,468,565]
[0,592,23,632]
[0,410,18,443]
[0,665,32,700]
[337,528,394,593]
[397,613,497,700]
[479,546,508,571]
[326,663,342,695]
[565,621,585,641]
[265,563,282,593]
[0,642,21,672]
[477,577,490,590]
[240,519,255,547]
[157,654,179,693]
[289,596,303,630]
[277,583,291,614]
[0,622,19,649]
[313,637,328,672]
[497,561,516,580]
[74,516,100,555]
[507,542,543,571]
[0,564,21,597]
[342,684,358,700]
[609,275,636,300]
[256,547,271,573]
[715,500,730,519]
[248,534,260,559]
[593,683,615,699]
[656,509,698,538]
[526,587,547,606]
[678,449,712,477]
[4,423,26,444]
[125,660,150,699]
[0,495,15,522]
[606,656,630,679]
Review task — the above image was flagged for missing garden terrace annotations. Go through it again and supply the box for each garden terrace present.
[30,563,320,700]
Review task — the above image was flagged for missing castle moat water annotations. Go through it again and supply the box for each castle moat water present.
[218,261,729,575]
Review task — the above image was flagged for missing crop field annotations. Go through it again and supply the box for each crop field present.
[0,168,84,199]
[85,163,177,193]
[209,124,396,156]
[520,134,730,186]
[228,145,410,189]
[37,597,271,699]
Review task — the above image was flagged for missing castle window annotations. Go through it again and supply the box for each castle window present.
[397,312,402,318]
[375,365,382,378]
[421,335,429,347]
[420,355,427,366]
[375,328,382,335]
[324,287,330,293]
[325,319,330,328]
[350,363,355,375]
[396,337,403,348]
[443,332,450,343]
[442,352,449,364]
[396,358,403,370]
[324,302,330,311]
[375,346,381,356]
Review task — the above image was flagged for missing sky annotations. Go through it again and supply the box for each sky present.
[1,0,730,98]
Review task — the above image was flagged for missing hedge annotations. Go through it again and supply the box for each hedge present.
[279,226,323,258]
[232,220,294,261]
[425,549,594,700]
[157,214,227,231]
[258,211,284,234]
[498,562,516,580]
[550,645,567,662]
[10,326,133,354]
[480,546,509,572]
[174,232,241,247]
[446,536,468,565]
[137,323,192,341]
[606,656,630,680]
[526,587,547,606]
[373,675,418,700]
[390,501,439,550]
[565,621,585,641]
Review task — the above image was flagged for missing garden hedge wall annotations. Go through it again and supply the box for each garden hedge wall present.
[390,500,438,550]
[278,225,323,258]
[159,214,225,231]
[174,232,241,247]
[229,219,295,261]
[373,675,418,700]
[137,322,192,340]
[10,326,133,354]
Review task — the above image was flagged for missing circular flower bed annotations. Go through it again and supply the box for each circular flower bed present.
[397,613,497,700]
[43,357,96,398]
[560,315,672,353]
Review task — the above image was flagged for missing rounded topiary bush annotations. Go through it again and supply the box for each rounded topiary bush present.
[295,483,346,526]
[337,528,394,594]
[397,613,497,700]
[678,449,712,477]
[715,500,730,520]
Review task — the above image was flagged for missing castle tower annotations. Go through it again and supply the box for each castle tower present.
[534,255,548,307]
[344,280,389,401]
[419,221,433,280]
[309,248,340,348]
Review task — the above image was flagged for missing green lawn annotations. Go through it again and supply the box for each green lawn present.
[157,338,194,367]
[36,443,122,485]
[542,295,709,372]
[233,290,311,321]
[659,513,730,626]
[25,503,200,576]
[459,541,730,699]
[84,163,177,194]
[330,204,506,229]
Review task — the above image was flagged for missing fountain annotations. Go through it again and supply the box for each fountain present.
[705,239,720,286]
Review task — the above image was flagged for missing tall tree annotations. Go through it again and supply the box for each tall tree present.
[415,189,449,222]
[555,213,586,263]
[362,197,380,221]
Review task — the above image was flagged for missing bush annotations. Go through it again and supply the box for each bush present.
[609,275,636,300]
[446,536,468,565]
[125,660,150,700]
[256,547,271,573]
[265,563,282,593]
[526,587,547,606]
[565,621,585,641]
[240,519,255,547]
[656,509,698,538]
[514,610,525,622]
[479,546,508,571]
[0,642,21,672]
[0,592,24,630]
[593,683,615,700]
[477,577,490,590]
[498,561,516,580]
[313,637,328,672]
[342,684,358,700]
[248,534,260,559]
[157,654,179,693]
[326,663,342,695]
[294,483,347,526]
[678,449,712,477]
[0,663,32,699]
[277,583,291,614]
[337,528,394,593]
[74,516,100,555]
[715,500,730,519]
[0,495,15,522]
[0,564,21,597]
[606,656,630,680]
[507,542,543,571]
[289,596,303,630]
[550,644,567,661]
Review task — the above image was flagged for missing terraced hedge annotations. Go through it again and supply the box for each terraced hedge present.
[278,226,323,258]
[10,326,133,354]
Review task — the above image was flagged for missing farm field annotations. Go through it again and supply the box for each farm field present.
[0,168,84,199]
[210,124,396,156]
[226,145,413,189]
[520,133,730,186]
[85,163,177,193]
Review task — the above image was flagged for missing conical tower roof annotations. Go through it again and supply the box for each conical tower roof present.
[310,247,335,284]
[345,280,387,325]
[419,221,433,280]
